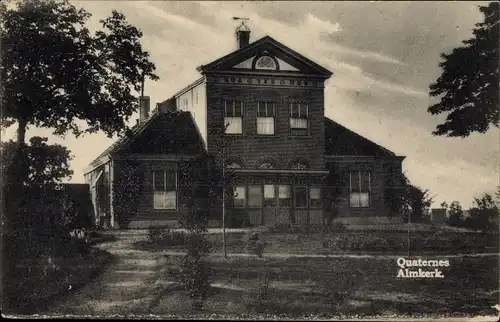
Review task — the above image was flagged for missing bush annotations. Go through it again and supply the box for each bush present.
[179,232,211,310]
[246,232,265,257]
[147,227,188,247]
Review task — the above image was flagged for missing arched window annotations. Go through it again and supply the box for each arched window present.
[255,157,279,169]
[258,162,275,169]
[226,162,242,169]
[253,55,279,70]
[289,159,309,170]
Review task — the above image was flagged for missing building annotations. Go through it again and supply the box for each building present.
[85,23,406,229]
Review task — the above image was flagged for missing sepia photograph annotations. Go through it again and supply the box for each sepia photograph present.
[1,0,499,320]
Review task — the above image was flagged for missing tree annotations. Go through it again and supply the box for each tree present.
[465,192,499,231]
[428,2,499,137]
[324,165,346,226]
[1,136,73,187]
[402,184,434,223]
[1,0,158,144]
[383,165,410,219]
[447,200,464,227]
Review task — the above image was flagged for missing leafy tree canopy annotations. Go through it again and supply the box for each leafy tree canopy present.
[0,0,159,144]
[1,136,73,186]
[428,2,499,137]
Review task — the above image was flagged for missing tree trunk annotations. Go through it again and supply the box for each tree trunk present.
[17,118,27,144]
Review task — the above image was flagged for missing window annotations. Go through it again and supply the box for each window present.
[258,162,276,169]
[184,99,188,109]
[294,186,308,208]
[234,186,246,208]
[226,162,242,169]
[248,185,262,208]
[195,91,199,104]
[263,184,276,207]
[278,185,291,207]
[153,170,177,209]
[257,101,276,135]
[290,161,309,170]
[255,56,277,70]
[290,102,308,135]
[224,100,243,134]
[349,171,371,208]
[310,187,322,208]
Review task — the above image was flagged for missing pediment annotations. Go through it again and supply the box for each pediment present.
[199,36,332,77]
[232,55,300,71]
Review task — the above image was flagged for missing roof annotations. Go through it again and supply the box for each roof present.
[325,117,397,157]
[88,111,205,168]
[197,35,333,77]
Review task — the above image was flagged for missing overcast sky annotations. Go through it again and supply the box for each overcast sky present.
[3,1,498,208]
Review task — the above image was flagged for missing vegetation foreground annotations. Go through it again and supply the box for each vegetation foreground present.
[150,253,498,318]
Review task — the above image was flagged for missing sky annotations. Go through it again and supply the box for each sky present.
[2,1,498,208]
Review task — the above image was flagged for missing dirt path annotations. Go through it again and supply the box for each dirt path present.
[44,231,169,317]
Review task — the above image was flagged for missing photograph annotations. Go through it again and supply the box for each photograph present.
[1,0,499,320]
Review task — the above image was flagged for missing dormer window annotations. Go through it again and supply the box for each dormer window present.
[255,56,277,70]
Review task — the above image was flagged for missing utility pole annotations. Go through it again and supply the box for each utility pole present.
[222,140,227,259]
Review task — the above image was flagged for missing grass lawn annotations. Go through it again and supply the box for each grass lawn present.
[134,230,498,255]
[3,245,113,315]
[151,254,498,318]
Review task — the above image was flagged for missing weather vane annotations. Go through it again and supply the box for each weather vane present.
[232,17,250,21]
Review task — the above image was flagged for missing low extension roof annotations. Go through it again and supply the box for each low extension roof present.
[88,111,205,170]
[325,117,397,157]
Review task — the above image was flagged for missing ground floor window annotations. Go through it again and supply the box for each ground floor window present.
[349,171,371,208]
[234,186,246,207]
[294,186,308,208]
[153,170,177,209]
[248,185,262,208]
[229,181,322,210]
[278,185,291,207]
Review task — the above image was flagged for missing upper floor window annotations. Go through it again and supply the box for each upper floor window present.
[255,56,277,70]
[349,171,371,208]
[290,102,308,135]
[224,100,243,134]
[257,101,276,135]
[153,170,177,210]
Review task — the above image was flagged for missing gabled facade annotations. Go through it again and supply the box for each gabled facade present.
[87,23,406,229]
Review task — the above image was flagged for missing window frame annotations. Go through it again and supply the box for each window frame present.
[289,101,309,135]
[263,184,277,207]
[294,186,308,209]
[224,99,244,134]
[233,186,246,208]
[309,186,323,208]
[257,101,276,135]
[153,170,178,210]
[349,171,371,208]
[278,184,291,208]
[247,185,263,208]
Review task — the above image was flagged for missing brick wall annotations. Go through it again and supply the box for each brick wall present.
[326,158,404,218]
[206,81,326,170]
[112,158,187,227]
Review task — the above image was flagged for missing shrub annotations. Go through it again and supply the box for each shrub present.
[332,222,346,233]
[246,232,265,257]
[148,226,164,244]
[179,232,211,310]
[147,227,188,247]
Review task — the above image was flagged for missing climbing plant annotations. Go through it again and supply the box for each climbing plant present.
[112,159,144,228]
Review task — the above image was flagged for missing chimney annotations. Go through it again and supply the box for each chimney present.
[235,21,251,49]
[139,96,150,123]
[157,97,177,114]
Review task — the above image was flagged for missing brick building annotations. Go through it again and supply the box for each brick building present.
[85,23,406,229]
